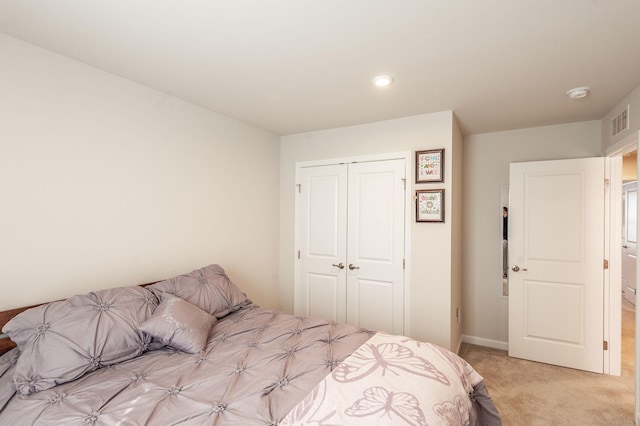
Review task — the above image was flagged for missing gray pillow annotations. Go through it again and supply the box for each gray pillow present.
[0,348,19,411]
[139,294,217,353]
[149,264,251,318]
[2,286,157,395]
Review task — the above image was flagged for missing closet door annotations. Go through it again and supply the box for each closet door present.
[295,164,348,322]
[346,160,406,334]
[295,158,406,334]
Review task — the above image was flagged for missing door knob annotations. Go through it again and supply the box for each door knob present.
[332,263,345,269]
[348,264,360,270]
[512,265,520,272]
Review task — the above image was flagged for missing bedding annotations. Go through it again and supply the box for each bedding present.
[148,264,251,318]
[282,333,496,425]
[0,264,500,425]
[138,294,217,354]
[2,285,157,395]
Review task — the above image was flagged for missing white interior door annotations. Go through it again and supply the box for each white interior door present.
[295,158,406,334]
[295,164,348,322]
[509,157,605,373]
[346,160,406,335]
[622,181,637,304]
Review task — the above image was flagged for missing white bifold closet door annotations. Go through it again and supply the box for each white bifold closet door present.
[295,159,406,335]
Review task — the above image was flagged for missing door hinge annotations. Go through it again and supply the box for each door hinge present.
[296,184,301,194]
[297,250,301,259]
[603,259,609,269]
[403,259,405,269]
[603,340,608,351]
[401,178,406,190]
[604,178,610,188]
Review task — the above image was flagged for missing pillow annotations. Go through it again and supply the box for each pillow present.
[0,348,20,411]
[2,286,157,395]
[148,264,251,318]
[139,294,216,353]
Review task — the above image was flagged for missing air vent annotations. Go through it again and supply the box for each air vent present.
[611,105,630,137]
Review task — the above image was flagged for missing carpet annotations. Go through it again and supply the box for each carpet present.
[460,299,635,425]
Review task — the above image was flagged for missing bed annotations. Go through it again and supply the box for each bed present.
[0,264,501,425]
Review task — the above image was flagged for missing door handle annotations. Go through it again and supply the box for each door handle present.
[511,265,528,272]
[332,263,345,269]
[348,264,360,270]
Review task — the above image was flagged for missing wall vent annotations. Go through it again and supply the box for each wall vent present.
[611,105,630,137]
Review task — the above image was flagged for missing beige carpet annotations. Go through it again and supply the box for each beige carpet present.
[460,300,635,425]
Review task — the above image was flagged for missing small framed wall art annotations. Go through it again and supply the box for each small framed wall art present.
[416,189,444,222]
[415,148,444,183]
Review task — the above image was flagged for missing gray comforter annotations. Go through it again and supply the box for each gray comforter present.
[1,305,372,425]
[0,305,500,425]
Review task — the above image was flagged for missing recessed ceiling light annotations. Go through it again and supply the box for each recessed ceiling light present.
[566,86,590,100]
[373,75,393,87]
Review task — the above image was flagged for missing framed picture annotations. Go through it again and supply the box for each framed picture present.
[415,149,444,183]
[416,189,444,222]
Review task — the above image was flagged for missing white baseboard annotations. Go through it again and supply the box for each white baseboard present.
[461,335,508,351]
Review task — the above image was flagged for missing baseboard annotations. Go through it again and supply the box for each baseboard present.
[461,335,508,351]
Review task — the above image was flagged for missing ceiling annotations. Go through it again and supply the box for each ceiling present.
[1,0,640,136]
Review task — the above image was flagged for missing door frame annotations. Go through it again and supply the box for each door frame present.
[605,130,640,424]
[605,154,622,376]
[605,132,639,376]
[622,182,638,305]
[294,151,413,335]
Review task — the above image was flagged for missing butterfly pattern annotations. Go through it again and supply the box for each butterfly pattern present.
[281,333,484,426]
[333,341,450,386]
[345,386,426,426]
[433,395,470,425]
[432,344,475,390]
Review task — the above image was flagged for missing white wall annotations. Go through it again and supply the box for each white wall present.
[279,111,460,349]
[601,83,640,155]
[462,121,602,347]
[0,34,281,311]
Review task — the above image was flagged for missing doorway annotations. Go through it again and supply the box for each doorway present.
[505,153,634,376]
[621,151,637,421]
[623,179,637,305]
[605,131,639,423]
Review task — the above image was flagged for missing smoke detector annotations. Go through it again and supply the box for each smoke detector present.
[566,86,590,100]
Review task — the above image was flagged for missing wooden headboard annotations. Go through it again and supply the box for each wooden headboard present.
[0,282,157,356]
[0,304,41,355]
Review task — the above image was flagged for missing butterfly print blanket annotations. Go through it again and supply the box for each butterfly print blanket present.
[282,333,501,426]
